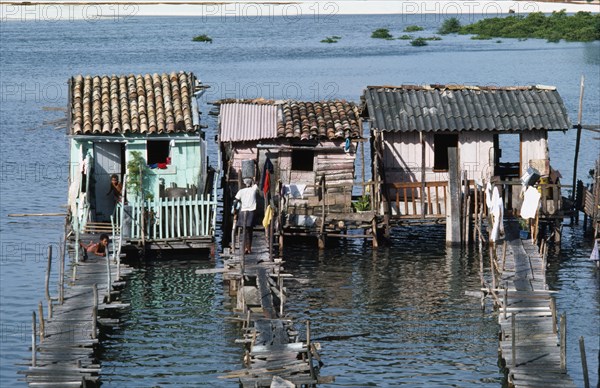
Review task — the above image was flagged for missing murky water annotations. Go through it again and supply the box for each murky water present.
[1,14,598,387]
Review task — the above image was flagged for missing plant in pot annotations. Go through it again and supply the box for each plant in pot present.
[518,218,530,239]
[353,194,371,212]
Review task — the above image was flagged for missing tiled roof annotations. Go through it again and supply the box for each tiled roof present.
[69,72,198,135]
[363,85,571,133]
[218,100,362,142]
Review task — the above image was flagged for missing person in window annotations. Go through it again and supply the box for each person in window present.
[107,174,122,202]
[235,178,259,254]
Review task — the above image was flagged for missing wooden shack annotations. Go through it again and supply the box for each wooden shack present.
[362,85,571,241]
[217,99,378,249]
[67,71,218,253]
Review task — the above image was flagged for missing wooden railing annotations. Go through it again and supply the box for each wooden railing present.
[386,181,448,218]
[115,194,217,240]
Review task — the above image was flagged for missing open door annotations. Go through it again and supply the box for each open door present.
[93,143,124,222]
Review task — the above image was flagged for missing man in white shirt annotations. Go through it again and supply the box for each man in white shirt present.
[235,178,259,254]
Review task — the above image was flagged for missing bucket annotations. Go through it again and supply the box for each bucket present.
[519,230,530,240]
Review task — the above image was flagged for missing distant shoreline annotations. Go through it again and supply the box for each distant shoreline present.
[1,0,598,20]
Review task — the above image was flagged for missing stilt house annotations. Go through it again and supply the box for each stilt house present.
[362,84,571,229]
[217,99,376,248]
[67,71,218,252]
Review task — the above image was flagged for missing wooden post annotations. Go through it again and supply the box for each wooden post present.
[511,313,516,369]
[318,176,326,250]
[550,297,557,334]
[489,246,496,291]
[502,241,507,271]
[37,302,44,341]
[503,287,508,320]
[47,298,52,320]
[92,284,98,340]
[278,270,283,317]
[45,246,52,302]
[106,247,112,303]
[31,311,36,367]
[571,75,584,208]
[420,131,426,219]
[371,216,378,248]
[560,312,567,373]
[579,336,590,388]
[446,148,461,245]
[59,239,65,305]
[306,320,316,380]
[473,186,478,242]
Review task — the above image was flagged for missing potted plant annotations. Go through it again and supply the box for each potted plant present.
[353,194,371,212]
[518,218,530,239]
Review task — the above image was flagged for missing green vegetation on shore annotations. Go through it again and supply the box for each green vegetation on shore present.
[445,11,600,42]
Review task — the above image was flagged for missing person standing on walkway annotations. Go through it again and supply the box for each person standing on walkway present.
[235,178,259,254]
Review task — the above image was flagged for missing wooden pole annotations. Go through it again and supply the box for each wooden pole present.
[59,240,65,305]
[92,284,98,340]
[550,297,557,334]
[446,148,461,245]
[37,302,44,341]
[511,313,516,369]
[45,246,52,302]
[560,312,567,373]
[503,287,508,320]
[420,131,426,219]
[278,270,283,317]
[47,298,52,320]
[502,240,507,271]
[572,75,584,205]
[106,246,112,303]
[31,311,36,367]
[489,245,496,291]
[361,141,366,196]
[579,336,590,388]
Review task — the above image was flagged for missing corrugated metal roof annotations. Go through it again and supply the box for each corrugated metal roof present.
[219,103,279,142]
[218,100,362,142]
[70,71,198,135]
[363,85,571,133]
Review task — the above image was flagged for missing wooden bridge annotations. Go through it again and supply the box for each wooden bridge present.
[493,220,575,388]
[21,231,133,387]
[213,228,333,387]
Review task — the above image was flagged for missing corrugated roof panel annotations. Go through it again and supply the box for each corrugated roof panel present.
[219,103,278,142]
[362,85,571,133]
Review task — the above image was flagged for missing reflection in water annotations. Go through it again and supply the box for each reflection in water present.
[283,226,504,387]
[101,260,241,387]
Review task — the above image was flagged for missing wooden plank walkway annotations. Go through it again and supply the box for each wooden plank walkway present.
[21,232,134,387]
[495,220,576,388]
[216,228,333,387]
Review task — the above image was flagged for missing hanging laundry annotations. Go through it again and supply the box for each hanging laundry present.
[520,186,541,219]
[262,204,273,229]
[490,186,504,242]
[261,157,274,197]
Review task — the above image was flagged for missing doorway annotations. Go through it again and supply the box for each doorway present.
[93,142,125,222]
